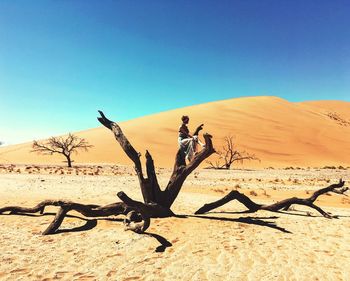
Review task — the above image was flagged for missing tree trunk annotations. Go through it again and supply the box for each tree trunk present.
[97,110,215,211]
[195,179,348,218]
[66,155,72,168]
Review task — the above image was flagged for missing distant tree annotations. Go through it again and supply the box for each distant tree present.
[207,135,259,169]
[32,133,93,167]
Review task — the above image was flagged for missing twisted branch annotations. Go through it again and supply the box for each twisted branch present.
[195,179,348,219]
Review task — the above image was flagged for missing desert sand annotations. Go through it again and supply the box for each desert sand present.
[0,165,349,281]
[1,96,350,168]
[1,96,350,280]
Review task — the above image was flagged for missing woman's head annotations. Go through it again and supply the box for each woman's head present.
[181,115,189,124]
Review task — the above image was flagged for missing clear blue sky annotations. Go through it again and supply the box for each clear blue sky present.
[0,0,349,144]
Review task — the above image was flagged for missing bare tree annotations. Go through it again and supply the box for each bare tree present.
[32,133,93,167]
[0,111,215,234]
[207,135,259,169]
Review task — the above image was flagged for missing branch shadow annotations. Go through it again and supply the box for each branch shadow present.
[145,232,173,253]
[56,219,98,234]
[188,214,292,233]
[276,210,323,218]
[173,214,189,219]
[275,210,350,219]
[200,206,350,219]
[0,212,123,234]
[204,210,257,215]
[1,210,292,238]
[2,212,122,220]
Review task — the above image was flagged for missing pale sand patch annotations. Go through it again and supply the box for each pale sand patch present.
[0,167,349,281]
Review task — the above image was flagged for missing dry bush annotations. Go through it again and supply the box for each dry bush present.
[207,135,259,169]
[249,190,258,196]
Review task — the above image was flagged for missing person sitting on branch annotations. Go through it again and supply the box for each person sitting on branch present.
[178,115,205,162]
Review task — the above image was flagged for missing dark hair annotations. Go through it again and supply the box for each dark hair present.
[181,115,189,122]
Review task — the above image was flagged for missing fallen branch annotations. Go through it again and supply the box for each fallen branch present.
[0,199,130,234]
[195,179,348,219]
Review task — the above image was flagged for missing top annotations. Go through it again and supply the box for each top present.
[178,123,190,139]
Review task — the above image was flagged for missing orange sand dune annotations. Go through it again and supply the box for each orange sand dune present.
[1,96,350,168]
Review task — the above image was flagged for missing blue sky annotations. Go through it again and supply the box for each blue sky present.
[0,0,349,144]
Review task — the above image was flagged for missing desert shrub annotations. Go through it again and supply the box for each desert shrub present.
[322,166,336,169]
[249,190,258,196]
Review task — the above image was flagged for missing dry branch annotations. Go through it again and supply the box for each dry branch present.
[207,135,258,169]
[195,179,348,218]
[0,200,131,234]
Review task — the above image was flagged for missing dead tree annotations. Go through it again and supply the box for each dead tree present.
[32,133,93,167]
[207,135,258,169]
[195,179,348,218]
[0,111,215,234]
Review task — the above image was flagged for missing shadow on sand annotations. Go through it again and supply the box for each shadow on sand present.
[187,214,292,233]
[1,212,123,234]
[145,233,173,253]
[1,210,292,253]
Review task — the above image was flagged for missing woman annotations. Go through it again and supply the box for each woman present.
[178,115,204,162]
[178,115,191,143]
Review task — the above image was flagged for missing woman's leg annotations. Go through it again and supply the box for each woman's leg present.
[186,139,196,162]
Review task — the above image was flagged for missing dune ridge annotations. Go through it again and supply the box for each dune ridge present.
[1,96,350,168]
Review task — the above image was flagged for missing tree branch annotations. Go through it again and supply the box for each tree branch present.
[0,200,132,234]
[163,133,215,207]
[195,179,348,219]
[145,150,162,202]
[193,123,204,136]
[97,111,146,198]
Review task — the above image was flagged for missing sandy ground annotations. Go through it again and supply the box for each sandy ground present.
[0,165,350,281]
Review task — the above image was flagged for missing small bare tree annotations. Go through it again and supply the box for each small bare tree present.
[32,133,93,167]
[207,135,258,169]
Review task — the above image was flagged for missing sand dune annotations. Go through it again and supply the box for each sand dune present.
[1,96,350,168]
